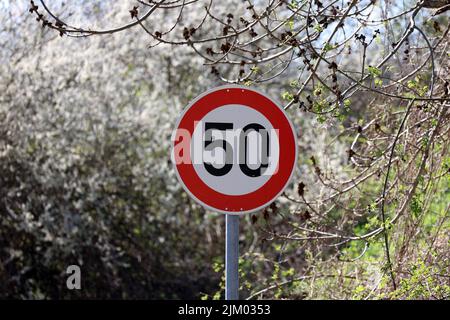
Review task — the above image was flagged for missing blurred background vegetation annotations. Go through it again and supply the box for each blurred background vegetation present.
[0,1,448,299]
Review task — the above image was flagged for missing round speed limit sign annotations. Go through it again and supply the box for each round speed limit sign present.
[172,85,297,214]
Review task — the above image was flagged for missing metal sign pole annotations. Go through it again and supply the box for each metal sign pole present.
[225,214,239,300]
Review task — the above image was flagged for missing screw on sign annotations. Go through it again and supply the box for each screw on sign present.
[171,85,298,300]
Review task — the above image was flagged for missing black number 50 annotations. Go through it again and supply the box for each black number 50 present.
[203,122,270,177]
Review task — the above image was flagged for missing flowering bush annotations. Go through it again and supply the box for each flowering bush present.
[1,0,449,299]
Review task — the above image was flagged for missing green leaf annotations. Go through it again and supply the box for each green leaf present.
[344,99,351,107]
[367,66,381,77]
[375,78,383,87]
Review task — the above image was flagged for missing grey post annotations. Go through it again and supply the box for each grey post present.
[225,214,239,300]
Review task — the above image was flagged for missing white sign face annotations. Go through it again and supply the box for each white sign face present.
[191,104,280,196]
[172,85,298,214]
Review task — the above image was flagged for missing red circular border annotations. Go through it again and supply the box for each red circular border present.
[173,86,297,213]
